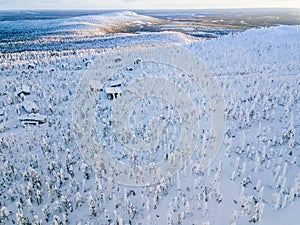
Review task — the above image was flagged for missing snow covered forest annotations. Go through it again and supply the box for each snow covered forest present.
[0,11,300,225]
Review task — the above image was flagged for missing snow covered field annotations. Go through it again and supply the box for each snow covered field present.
[0,11,300,225]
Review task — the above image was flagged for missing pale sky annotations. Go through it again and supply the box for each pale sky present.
[0,0,299,10]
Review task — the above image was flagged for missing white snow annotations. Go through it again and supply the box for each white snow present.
[0,11,162,37]
[0,14,299,225]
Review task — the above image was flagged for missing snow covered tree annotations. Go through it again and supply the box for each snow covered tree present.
[177,212,185,225]
[281,195,288,209]
[250,201,265,223]
[118,215,123,225]
[231,157,240,181]
[42,205,50,222]
[273,192,281,210]
[26,198,34,214]
[88,195,96,217]
[81,163,90,180]
[167,203,173,225]
[52,215,61,225]
[62,213,68,225]
[203,201,208,218]
[35,189,42,205]
[75,192,83,208]
[16,207,30,225]
[258,186,264,201]
[0,206,10,223]
[33,215,42,225]
[230,210,238,224]
[185,200,190,215]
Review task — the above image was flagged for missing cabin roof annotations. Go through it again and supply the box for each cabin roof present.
[18,113,46,123]
[105,87,122,94]
[16,84,30,95]
[109,79,123,87]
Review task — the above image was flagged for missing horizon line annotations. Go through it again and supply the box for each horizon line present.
[1,7,300,11]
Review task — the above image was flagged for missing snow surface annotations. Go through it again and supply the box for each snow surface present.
[0,11,299,225]
[0,11,160,36]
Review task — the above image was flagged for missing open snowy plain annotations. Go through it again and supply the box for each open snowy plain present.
[0,10,299,225]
